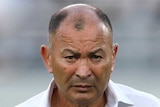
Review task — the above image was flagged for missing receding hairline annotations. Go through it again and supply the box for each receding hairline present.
[48,4,113,48]
[60,4,101,31]
[49,3,112,34]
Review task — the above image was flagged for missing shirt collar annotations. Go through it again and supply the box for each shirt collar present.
[39,79,134,107]
[39,78,56,107]
[106,80,134,107]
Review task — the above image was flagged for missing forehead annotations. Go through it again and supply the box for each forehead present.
[58,13,110,38]
[57,23,109,40]
[52,23,112,51]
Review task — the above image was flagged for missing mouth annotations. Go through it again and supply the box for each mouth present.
[72,83,94,92]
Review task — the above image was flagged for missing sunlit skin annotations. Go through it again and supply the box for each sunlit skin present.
[41,5,118,107]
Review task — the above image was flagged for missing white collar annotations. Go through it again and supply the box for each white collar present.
[106,80,134,107]
[39,78,56,107]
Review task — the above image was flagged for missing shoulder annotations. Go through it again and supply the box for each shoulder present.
[116,83,160,106]
[15,91,46,107]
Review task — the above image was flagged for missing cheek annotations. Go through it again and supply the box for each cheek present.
[91,59,113,83]
[52,59,76,85]
[90,63,112,94]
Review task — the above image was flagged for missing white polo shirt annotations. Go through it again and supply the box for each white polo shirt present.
[15,79,160,107]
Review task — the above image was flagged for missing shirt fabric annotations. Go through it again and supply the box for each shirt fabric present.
[15,79,160,107]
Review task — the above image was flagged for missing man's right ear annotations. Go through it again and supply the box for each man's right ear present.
[40,45,53,73]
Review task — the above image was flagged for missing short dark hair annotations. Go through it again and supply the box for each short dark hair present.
[95,7,112,31]
[48,4,112,34]
[48,10,67,34]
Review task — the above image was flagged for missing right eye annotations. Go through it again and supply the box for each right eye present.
[64,56,77,63]
[65,56,75,59]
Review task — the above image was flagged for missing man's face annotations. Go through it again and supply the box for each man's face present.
[48,19,117,104]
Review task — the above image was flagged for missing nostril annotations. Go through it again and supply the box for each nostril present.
[76,73,91,79]
[76,72,91,78]
[75,67,92,78]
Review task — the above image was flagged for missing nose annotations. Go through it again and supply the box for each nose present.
[75,60,92,78]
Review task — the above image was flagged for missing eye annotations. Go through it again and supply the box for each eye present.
[64,55,77,63]
[90,54,103,62]
[65,56,75,60]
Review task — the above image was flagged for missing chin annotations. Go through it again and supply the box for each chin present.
[70,94,96,105]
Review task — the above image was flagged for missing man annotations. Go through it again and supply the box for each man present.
[16,3,160,107]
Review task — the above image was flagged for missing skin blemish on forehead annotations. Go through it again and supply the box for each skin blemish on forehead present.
[74,18,85,31]
[68,10,86,31]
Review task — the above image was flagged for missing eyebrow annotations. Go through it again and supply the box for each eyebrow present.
[62,49,79,54]
[62,49,81,59]
[89,48,105,55]
[61,48,105,56]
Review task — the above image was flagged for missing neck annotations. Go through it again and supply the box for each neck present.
[51,88,107,107]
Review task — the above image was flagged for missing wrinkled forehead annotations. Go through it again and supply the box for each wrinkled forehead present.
[54,21,112,49]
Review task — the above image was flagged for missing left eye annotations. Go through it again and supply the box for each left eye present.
[90,55,103,62]
[92,55,102,59]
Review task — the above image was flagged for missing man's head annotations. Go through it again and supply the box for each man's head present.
[48,4,113,48]
[41,3,118,106]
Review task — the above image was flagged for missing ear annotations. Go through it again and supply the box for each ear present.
[111,43,118,72]
[40,45,53,73]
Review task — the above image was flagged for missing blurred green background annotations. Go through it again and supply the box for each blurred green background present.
[0,0,160,107]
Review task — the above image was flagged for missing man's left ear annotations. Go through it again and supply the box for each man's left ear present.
[113,43,118,58]
[111,43,118,71]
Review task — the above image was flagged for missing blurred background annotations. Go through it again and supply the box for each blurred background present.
[0,0,160,106]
